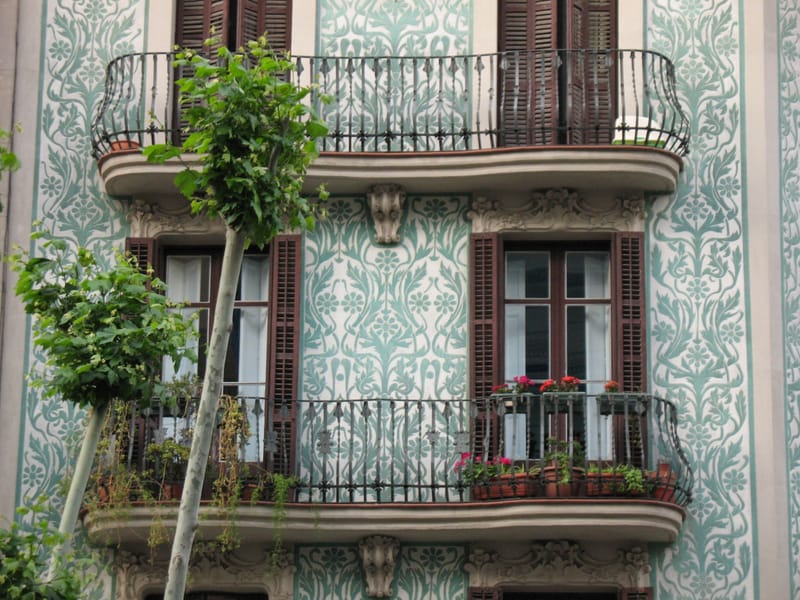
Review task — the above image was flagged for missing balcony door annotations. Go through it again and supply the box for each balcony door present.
[498,0,617,145]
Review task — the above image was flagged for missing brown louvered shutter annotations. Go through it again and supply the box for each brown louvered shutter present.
[125,237,158,275]
[563,0,587,144]
[620,589,653,600]
[612,232,647,467]
[585,0,616,143]
[267,234,301,476]
[235,0,291,50]
[499,0,559,146]
[613,232,645,392]
[470,234,502,459]
[468,588,502,600]
[175,0,230,52]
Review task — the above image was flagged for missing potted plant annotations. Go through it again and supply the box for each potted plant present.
[542,438,584,497]
[586,463,652,496]
[145,437,190,501]
[650,461,678,502]
[454,453,540,500]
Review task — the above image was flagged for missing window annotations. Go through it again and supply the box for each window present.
[162,249,269,462]
[162,249,270,399]
[504,243,611,389]
[498,0,618,145]
[125,235,301,475]
[470,232,644,398]
[469,232,645,460]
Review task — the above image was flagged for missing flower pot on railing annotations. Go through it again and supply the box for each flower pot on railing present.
[108,139,140,152]
[542,465,584,497]
[585,471,624,496]
[471,473,540,500]
[651,462,677,503]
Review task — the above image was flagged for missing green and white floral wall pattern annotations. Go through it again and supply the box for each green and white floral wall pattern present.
[316,0,473,151]
[779,1,800,596]
[18,0,142,531]
[647,1,754,598]
[296,544,466,599]
[302,196,469,400]
[299,195,469,500]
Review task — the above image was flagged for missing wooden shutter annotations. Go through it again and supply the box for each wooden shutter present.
[613,232,645,392]
[125,237,158,275]
[238,0,292,51]
[585,0,617,143]
[470,234,502,458]
[612,232,647,467]
[468,588,502,600]
[175,0,230,52]
[499,0,559,145]
[267,234,301,476]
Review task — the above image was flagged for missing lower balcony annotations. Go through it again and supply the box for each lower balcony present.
[83,393,692,553]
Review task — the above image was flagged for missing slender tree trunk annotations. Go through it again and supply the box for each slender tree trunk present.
[164,226,246,600]
[47,401,109,580]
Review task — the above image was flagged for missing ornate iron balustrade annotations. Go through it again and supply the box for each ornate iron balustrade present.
[98,393,692,507]
[91,49,689,158]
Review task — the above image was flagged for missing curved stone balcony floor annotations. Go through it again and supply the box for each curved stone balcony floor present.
[97,145,683,201]
[84,499,686,554]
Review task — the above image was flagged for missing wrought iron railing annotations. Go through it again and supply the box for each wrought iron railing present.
[90,49,689,158]
[95,393,692,507]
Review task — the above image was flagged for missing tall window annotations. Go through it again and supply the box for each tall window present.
[163,249,269,462]
[498,0,618,145]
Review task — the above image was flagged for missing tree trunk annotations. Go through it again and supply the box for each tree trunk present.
[47,401,109,581]
[163,226,247,600]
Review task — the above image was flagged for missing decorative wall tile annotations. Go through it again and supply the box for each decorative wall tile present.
[647,1,754,598]
[779,1,800,596]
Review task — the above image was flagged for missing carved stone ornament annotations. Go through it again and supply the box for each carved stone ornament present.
[114,546,292,600]
[367,184,406,243]
[358,535,401,598]
[127,198,226,239]
[467,188,646,233]
[464,541,651,590]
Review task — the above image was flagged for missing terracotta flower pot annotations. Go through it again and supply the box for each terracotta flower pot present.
[471,474,539,500]
[542,466,584,497]
[109,139,140,151]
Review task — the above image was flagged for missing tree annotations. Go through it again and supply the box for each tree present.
[144,35,327,599]
[10,231,197,578]
[0,499,84,599]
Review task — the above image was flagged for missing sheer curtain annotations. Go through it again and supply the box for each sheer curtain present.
[237,256,269,462]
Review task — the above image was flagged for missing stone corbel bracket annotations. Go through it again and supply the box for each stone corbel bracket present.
[367,184,406,243]
[359,535,400,597]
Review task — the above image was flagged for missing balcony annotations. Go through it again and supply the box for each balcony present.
[91,49,689,201]
[83,393,692,553]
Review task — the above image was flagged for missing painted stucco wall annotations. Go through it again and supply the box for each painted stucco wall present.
[1,0,794,598]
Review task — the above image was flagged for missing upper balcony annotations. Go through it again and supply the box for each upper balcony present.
[83,392,693,555]
[91,49,689,201]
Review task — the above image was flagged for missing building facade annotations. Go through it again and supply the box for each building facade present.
[0,0,794,598]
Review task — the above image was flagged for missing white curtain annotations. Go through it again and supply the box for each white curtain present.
[162,256,205,381]
[237,256,269,462]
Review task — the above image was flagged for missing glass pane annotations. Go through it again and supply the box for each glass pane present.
[238,255,269,301]
[505,305,549,381]
[506,252,549,299]
[565,305,611,386]
[565,251,610,299]
[165,255,211,302]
